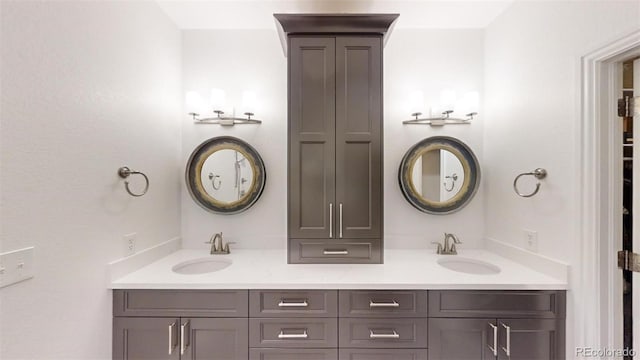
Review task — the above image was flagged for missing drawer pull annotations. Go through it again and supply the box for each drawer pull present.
[278,299,309,307]
[369,329,400,339]
[369,300,400,308]
[278,329,308,339]
[323,249,349,255]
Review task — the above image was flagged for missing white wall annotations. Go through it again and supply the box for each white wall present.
[483,1,640,357]
[181,28,485,249]
[181,29,288,249]
[0,1,181,359]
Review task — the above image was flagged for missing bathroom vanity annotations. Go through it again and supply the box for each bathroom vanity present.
[111,249,567,360]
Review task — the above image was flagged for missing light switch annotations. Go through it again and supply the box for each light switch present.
[0,247,34,288]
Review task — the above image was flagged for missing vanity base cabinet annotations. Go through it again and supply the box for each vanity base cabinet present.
[113,317,180,360]
[113,290,249,360]
[338,290,428,357]
[428,291,566,360]
[339,318,428,349]
[113,289,566,360]
[249,318,338,348]
[496,318,565,360]
[181,318,249,360]
[113,317,248,360]
[428,318,497,360]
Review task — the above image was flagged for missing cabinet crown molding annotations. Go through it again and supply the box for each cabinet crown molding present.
[273,13,399,56]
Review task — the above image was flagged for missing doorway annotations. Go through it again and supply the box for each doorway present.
[620,57,638,359]
[580,30,640,358]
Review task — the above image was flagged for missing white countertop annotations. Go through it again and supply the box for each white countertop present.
[110,249,567,290]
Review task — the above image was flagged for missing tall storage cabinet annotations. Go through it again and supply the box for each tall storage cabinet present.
[277,14,397,264]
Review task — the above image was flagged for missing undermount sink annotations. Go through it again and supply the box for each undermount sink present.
[172,257,232,275]
[437,257,501,275]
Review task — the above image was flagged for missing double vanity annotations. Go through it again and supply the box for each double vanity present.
[112,249,567,360]
[111,13,567,360]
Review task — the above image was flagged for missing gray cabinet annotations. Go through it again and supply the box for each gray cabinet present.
[113,289,248,318]
[113,317,179,360]
[496,319,564,360]
[287,35,383,264]
[113,290,248,360]
[339,290,428,357]
[249,290,338,355]
[113,317,248,360]
[339,290,428,318]
[113,289,566,360]
[249,290,337,317]
[428,291,566,360]
[339,318,428,349]
[428,318,496,360]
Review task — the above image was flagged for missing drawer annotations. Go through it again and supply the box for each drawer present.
[339,349,428,360]
[250,290,337,317]
[249,318,338,348]
[289,239,381,264]
[250,348,337,360]
[339,290,427,318]
[429,290,566,319]
[113,290,248,317]
[339,318,428,349]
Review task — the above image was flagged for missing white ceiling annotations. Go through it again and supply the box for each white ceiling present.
[156,0,515,29]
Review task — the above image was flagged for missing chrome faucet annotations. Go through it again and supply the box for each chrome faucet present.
[205,232,234,254]
[432,232,462,255]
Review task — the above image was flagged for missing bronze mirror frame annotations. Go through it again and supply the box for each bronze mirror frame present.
[398,136,480,214]
[186,136,266,214]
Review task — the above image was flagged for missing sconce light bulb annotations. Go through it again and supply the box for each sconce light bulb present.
[242,90,257,114]
[440,89,457,112]
[210,88,226,112]
[185,91,205,116]
[409,90,424,115]
[463,91,480,114]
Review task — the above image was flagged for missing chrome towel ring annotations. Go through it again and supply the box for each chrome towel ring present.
[118,166,149,197]
[513,168,547,198]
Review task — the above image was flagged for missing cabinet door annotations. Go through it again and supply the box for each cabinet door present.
[113,317,180,360]
[335,36,382,239]
[428,318,496,360]
[288,36,336,240]
[181,318,248,360]
[497,319,565,360]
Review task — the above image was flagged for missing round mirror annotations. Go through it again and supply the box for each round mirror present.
[186,136,266,214]
[398,136,480,214]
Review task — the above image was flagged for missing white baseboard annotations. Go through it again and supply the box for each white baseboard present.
[485,237,569,284]
[108,237,181,282]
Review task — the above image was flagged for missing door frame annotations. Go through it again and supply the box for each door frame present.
[580,29,640,352]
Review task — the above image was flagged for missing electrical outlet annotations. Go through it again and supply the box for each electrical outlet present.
[124,233,137,256]
[523,229,539,252]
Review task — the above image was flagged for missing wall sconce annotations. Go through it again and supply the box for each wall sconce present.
[186,89,262,126]
[403,90,479,126]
